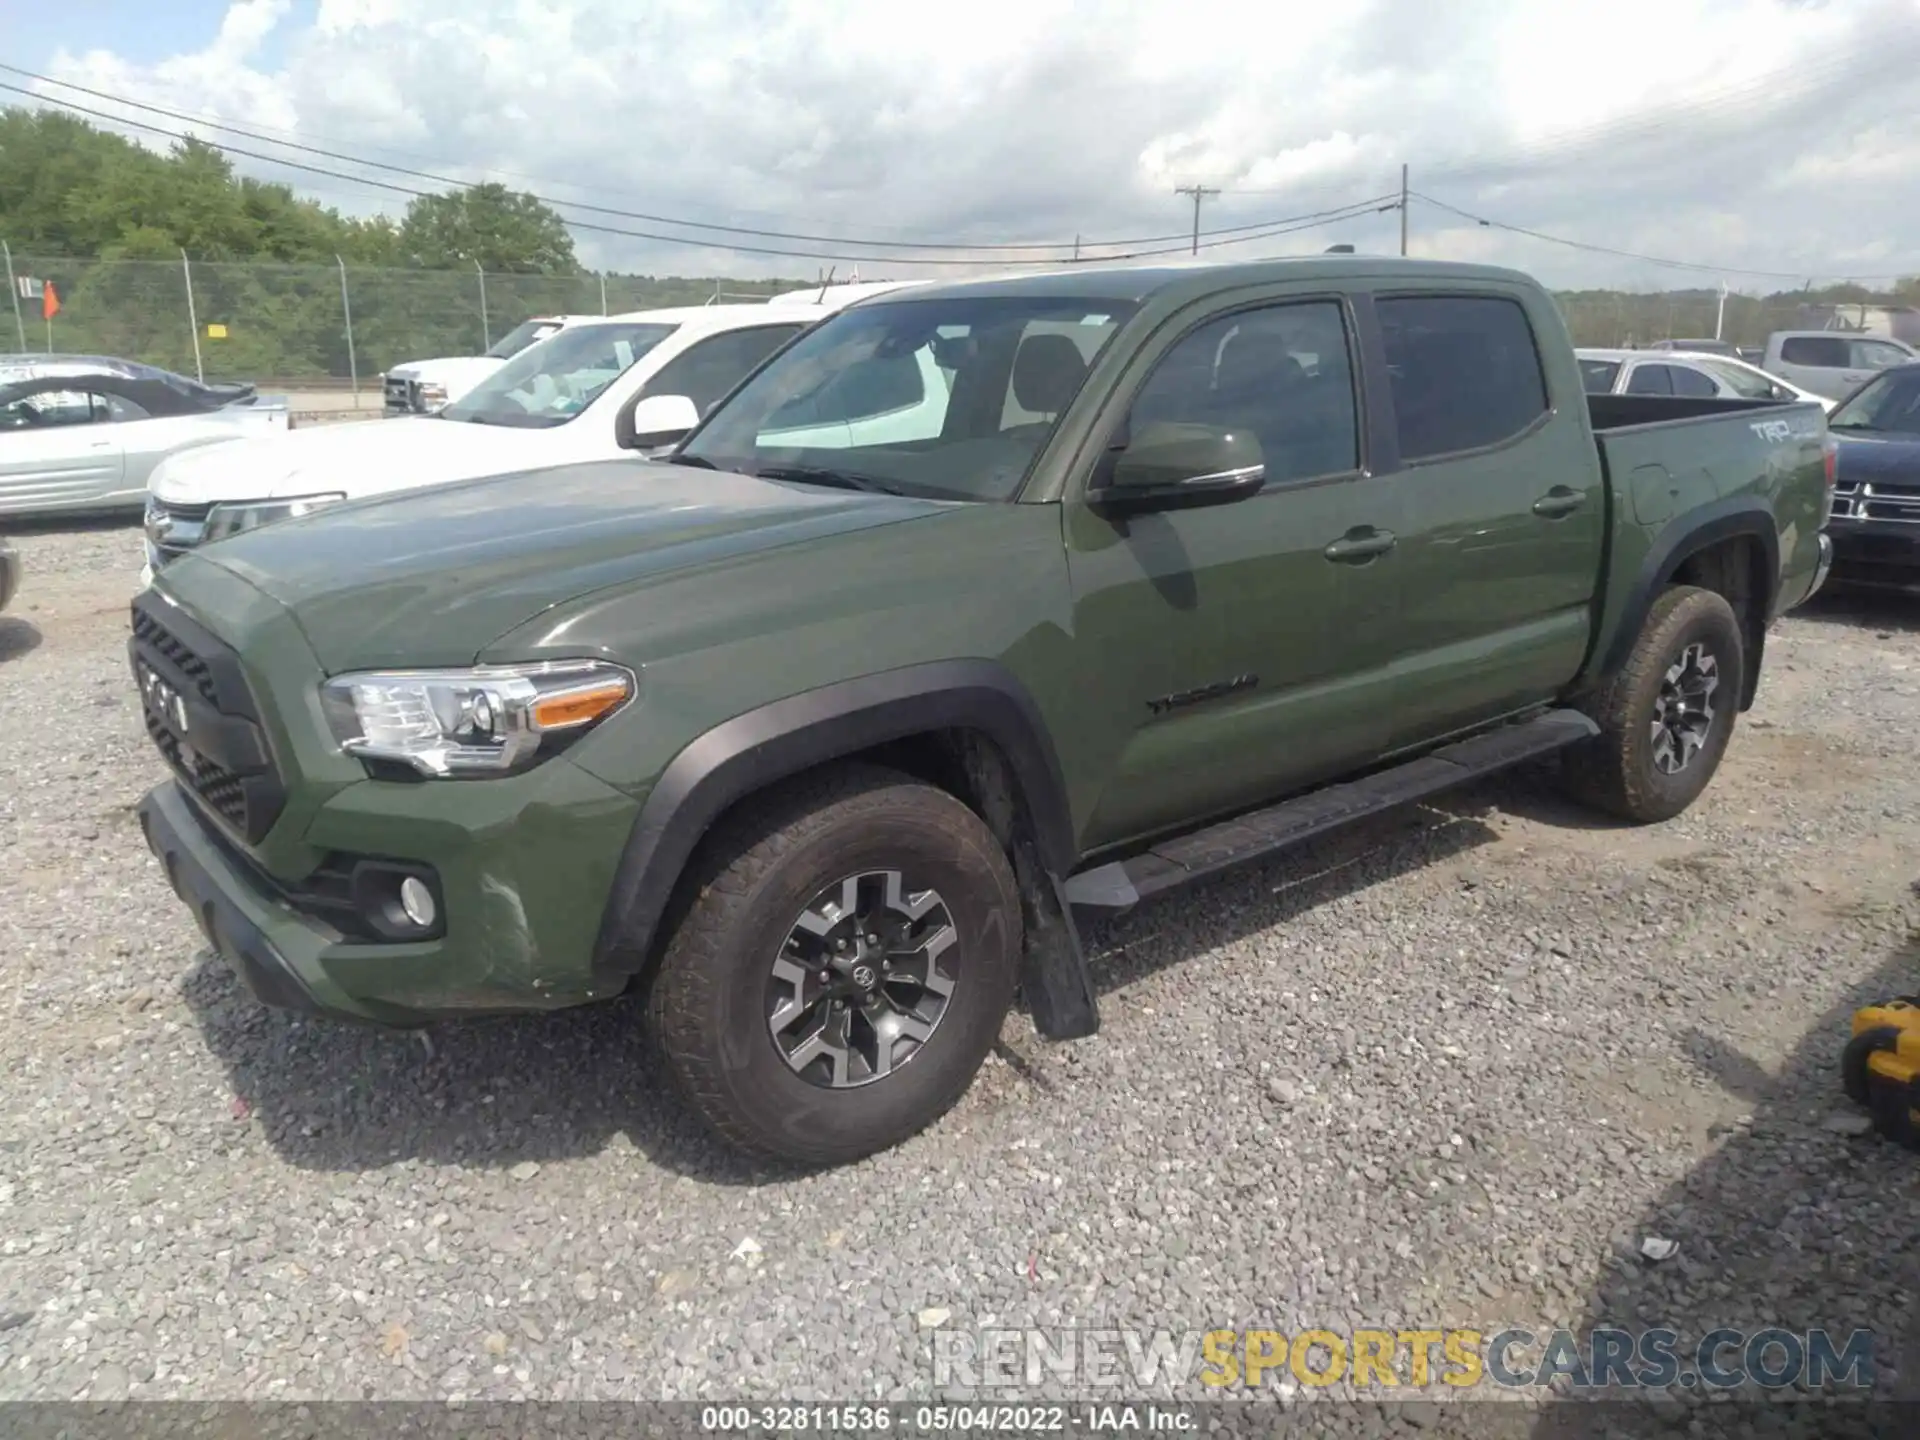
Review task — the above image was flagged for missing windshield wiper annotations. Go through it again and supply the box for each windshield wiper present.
[1828,421,1879,432]
[750,464,906,496]
[672,454,719,470]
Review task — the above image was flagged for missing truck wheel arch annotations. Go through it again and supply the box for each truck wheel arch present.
[590,659,1078,976]
[1596,497,1781,711]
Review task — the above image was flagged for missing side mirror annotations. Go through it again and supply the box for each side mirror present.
[617,393,701,451]
[1094,422,1266,515]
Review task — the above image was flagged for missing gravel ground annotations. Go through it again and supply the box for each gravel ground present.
[1,520,1916,1425]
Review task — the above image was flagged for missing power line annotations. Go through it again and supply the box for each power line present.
[0,76,1399,266]
[1410,191,1920,284]
[1,63,1376,256]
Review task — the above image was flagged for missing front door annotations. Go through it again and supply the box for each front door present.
[0,387,127,513]
[1370,291,1606,751]
[1062,294,1405,851]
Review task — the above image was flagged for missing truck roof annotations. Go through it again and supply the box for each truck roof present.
[852,255,1540,308]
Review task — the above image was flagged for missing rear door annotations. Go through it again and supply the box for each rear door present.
[0,386,129,515]
[1062,290,1405,848]
[1372,289,1605,750]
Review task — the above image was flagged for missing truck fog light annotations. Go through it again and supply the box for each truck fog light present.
[399,876,437,929]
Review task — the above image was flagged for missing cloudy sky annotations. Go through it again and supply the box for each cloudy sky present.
[12,0,1920,292]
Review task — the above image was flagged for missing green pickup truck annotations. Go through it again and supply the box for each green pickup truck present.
[131,258,1834,1164]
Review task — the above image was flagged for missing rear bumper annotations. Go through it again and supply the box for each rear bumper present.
[1804,531,1834,603]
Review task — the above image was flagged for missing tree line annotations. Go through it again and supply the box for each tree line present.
[4,106,1917,381]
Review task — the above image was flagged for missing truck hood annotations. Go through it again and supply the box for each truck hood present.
[148,416,562,505]
[1833,429,1920,482]
[188,459,949,670]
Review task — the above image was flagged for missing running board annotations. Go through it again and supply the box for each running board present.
[1061,708,1599,913]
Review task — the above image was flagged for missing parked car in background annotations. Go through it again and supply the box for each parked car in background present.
[130,256,1832,1165]
[1763,330,1918,402]
[1824,361,1920,592]
[1,355,289,519]
[0,535,16,613]
[1646,337,1742,359]
[1577,348,1833,411]
[381,314,584,416]
[142,282,928,579]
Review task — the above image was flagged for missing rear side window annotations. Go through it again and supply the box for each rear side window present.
[1779,336,1850,367]
[1578,359,1620,393]
[640,325,804,413]
[1378,295,1548,461]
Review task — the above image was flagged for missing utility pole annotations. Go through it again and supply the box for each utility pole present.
[1715,281,1729,341]
[1173,185,1219,256]
[1072,234,1081,262]
[1399,164,1409,256]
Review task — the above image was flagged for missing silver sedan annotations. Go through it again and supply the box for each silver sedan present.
[0,356,289,518]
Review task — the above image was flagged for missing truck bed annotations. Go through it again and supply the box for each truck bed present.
[1584,390,1830,672]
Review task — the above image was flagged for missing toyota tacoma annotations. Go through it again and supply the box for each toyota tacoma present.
[130,258,1835,1165]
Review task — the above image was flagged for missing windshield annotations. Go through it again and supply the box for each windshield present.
[440,322,678,427]
[1829,368,1920,433]
[1691,358,1781,399]
[677,295,1138,501]
[485,319,564,360]
[1578,358,1620,393]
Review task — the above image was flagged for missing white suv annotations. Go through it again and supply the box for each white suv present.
[144,283,926,579]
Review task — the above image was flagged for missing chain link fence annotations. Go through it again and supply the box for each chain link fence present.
[0,249,803,397]
[2,245,1907,394]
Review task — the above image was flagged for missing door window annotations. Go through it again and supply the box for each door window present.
[1378,295,1549,461]
[1667,364,1719,398]
[1851,338,1912,371]
[0,389,123,429]
[1778,336,1850,367]
[1625,364,1675,396]
[1122,300,1360,485]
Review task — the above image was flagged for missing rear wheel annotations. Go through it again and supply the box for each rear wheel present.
[648,764,1022,1166]
[1564,584,1745,823]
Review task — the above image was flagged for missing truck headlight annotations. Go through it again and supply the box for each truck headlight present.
[320,660,635,777]
[204,493,347,543]
[416,382,450,411]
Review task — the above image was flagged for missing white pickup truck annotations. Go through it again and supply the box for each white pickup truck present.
[143,282,923,580]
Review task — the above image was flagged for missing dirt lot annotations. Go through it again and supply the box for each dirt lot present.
[0,519,1915,1422]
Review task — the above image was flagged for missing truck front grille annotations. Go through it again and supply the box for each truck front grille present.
[129,593,288,846]
[383,375,419,414]
[144,497,212,569]
[1831,476,1920,524]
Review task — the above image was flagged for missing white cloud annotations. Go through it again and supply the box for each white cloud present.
[29,0,1920,290]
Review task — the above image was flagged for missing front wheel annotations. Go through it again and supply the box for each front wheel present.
[648,764,1022,1166]
[1563,584,1746,823]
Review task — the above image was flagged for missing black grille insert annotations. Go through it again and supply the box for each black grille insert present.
[129,593,287,845]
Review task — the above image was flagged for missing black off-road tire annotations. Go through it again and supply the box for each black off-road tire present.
[1563,584,1746,823]
[648,763,1022,1167]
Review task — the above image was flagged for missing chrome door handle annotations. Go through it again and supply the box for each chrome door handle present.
[1323,528,1397,563]
[1532,487,1586,518]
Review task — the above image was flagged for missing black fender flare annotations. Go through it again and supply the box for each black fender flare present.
[591,659,1078,973]
[1594,496,1781,707]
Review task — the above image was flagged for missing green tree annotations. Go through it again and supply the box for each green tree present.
[397,182,577,274]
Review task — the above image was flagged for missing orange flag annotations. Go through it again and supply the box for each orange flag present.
[42,281,60,320]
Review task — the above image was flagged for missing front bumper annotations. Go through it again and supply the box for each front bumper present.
[1825,521,1920,594]
[139,781,397,1024]
[138,776,642,1027]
